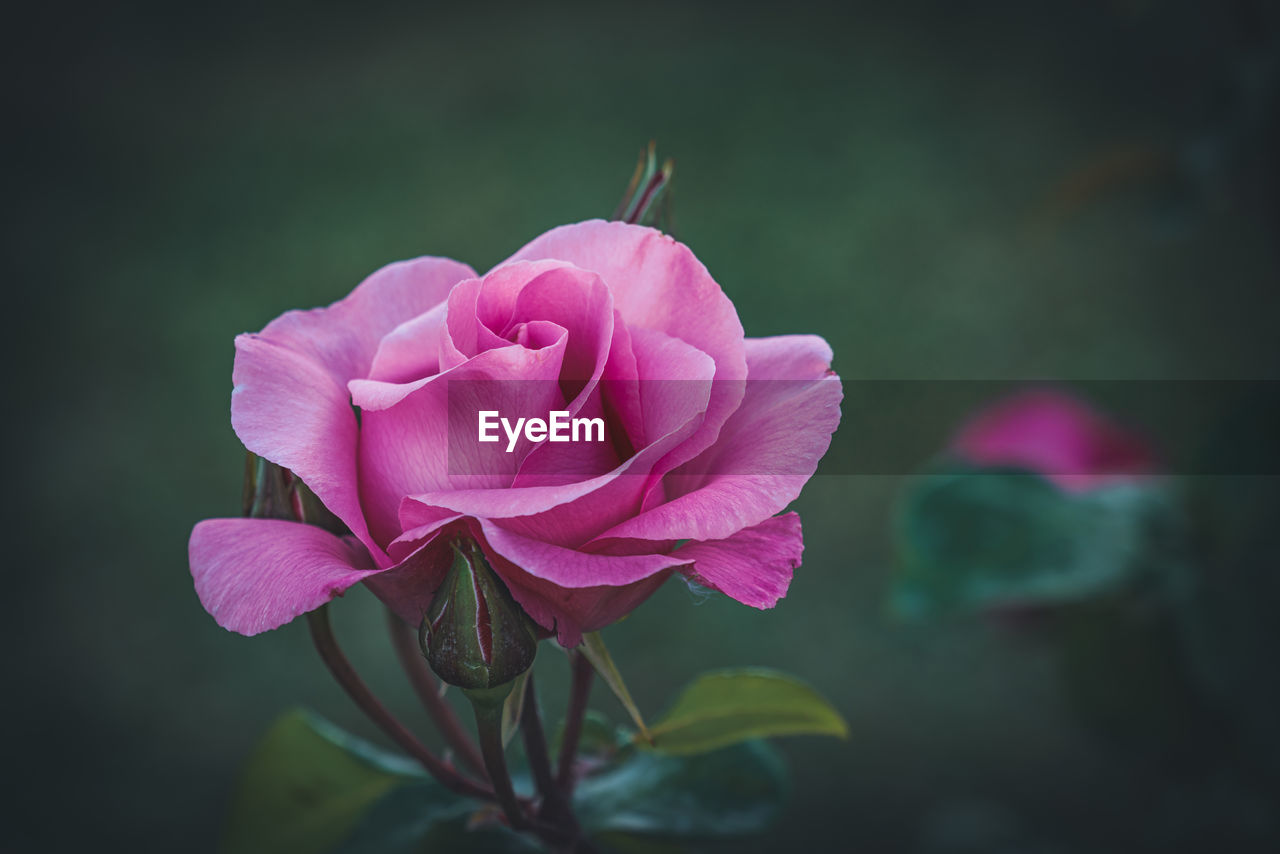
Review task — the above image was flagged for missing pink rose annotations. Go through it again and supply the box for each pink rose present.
[190,220,841,645]
[949,388,1155,491]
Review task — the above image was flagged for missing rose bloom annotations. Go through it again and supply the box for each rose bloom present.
[190,221,842,644]
[949,388,1155,491]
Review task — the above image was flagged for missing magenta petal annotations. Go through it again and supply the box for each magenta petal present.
[677,513,803,609]
[599,312,646,453]
[189,518,379,636]
[479,519,690,588]
[364,534,460,626]
[368,301,449,383]
[232,336,379,560]
[257,256,476,384]
[507,264,614,388]
[356,344,569,545]
[442,261,570,365]
[232,256,474,562]
[372,517,670,644]
[505,220,748,468]
[627,325,716,452]
[596,335,841,543]
[442,276,512,365]
[392,326,712,531]
[400,360,712,550]
[399,472,629,529]
[504,222,743,379]
[949,388,1156,490]
[500,569,671,648]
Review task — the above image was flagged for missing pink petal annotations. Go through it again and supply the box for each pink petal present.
[355,344,569,546]
[507,264,613,388]
[627,325,716,452]
[508,389,623,486]
[233,257,474,562]
[949,388,1156,490]
[598,312,646,453]
[368,301,449,383]
[481,540,675,646]
[189,518,380,636]
[500,264,620,483]
[364,533,461,626]
[441,261,569,366]
[397,328,716,548]
[502,570,672,648]
[256,256,476,387]
[479,519,690,588]
[595,335,841,543]
[676,513,803,609]
[376,518,678,646]
[505,220,747,469]
[232,337,379,560]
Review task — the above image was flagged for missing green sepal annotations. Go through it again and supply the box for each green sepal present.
[580,630,652,742]
[242,452,347,535]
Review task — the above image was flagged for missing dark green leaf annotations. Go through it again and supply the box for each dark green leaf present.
[334,781,483,854]
[575,740,788,837]
[221,709,425,854]
[643,669,847,756]
[891,466,1176,617]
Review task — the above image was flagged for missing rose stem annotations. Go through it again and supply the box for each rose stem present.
[555,648,595,794]
[472,700,530,831]
[306,604,493,801]
[384,606,489,780]
[520,672,578,835]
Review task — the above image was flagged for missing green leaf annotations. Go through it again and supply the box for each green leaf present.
[333,781,483,854]
[575,740,788,837]
[642,669,848,756]
[221,709,427,854]
[580,631,652,742]
[891,465,1176,617]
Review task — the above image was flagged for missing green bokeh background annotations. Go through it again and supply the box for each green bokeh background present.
[11,1,1279,851]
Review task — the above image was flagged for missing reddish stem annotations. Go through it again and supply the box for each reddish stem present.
[385,607,489,780]
[306,605,493,801]
[555,649,595,794]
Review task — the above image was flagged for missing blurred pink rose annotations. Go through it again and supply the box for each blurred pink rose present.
[949,388,1155,491]
[190,220,841,644]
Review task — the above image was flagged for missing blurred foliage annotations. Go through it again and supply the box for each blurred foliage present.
[227,707,792,853]
[891,466,1181,616]
[222,710,431,854]
[890,431,1280,850]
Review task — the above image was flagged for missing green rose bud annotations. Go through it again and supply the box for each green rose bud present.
[420,539,537,704]
[241,452,347,535]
